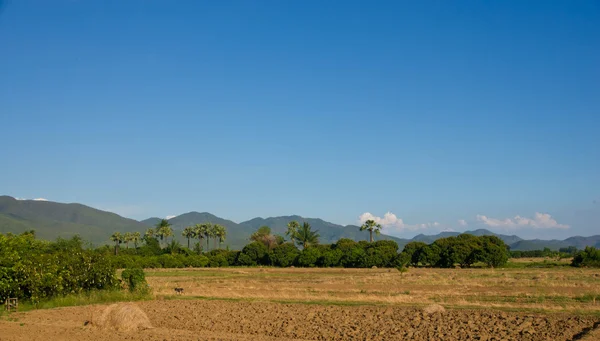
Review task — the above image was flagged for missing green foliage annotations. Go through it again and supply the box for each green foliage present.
[269,243,300,267]
[571,247,600,267]
[287,222,320,249]
[296,247,321,267]
[0,233,119,304]
[121,268,148,293]
[239,242,269,265]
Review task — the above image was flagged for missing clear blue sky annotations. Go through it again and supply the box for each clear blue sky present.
[1,1,598,239]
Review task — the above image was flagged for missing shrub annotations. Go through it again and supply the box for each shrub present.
[121,268,148,293]
[240,242,269,265]
[572,247,600,267]
[270,243,300,267]
[296,247,321,267]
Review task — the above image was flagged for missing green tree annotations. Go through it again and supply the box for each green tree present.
[182,226,196,249]
[203,223,214,251]
[400,241,428,267]
[193,224,206,253]
[144,228,155,241]
[109,232,123,255]
[132,231,142,249]
[123,232,133,249]
[270,243,300,267]
[286,221,300,240]
[291,222,320,249]
[250,226,280,250]
[214,224,227,249]
[360,219,382,243]
[156,219,173,247]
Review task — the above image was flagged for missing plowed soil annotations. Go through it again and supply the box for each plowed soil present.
[1,300,598,341]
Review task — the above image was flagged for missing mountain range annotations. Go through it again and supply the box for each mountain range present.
[2,195,599,251]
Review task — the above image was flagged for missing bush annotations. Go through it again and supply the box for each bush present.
[572,247,600,267]
[296,247,321,267]
[0,233,119,304]
[270,243,300,267]
[121,268,149,293]
[240,242,269,266]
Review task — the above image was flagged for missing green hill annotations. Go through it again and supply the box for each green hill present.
[2,195,598,252]
[0,196,148,244]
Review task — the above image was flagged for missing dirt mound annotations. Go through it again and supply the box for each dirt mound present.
[90,303,153,332]
[422,304,445,314]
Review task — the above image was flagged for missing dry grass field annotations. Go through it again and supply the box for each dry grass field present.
[146,265,600,315]
[1,265,599,340]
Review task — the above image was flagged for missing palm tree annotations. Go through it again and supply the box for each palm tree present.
[132,232,141,249]
[110,232,123,255]
[194,224,205,253]
[156,219,173,247]
[203,223,214,251]
[286,221,300,240]
[214,224,227,249]
[123,232,132,249]
[292,222,320,249]
[144,228,155,241]
[360,219,382,243]
[182,226,196,249]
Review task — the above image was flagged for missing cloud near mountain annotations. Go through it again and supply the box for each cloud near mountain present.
[476,212,569,229]
[358,212,440,232]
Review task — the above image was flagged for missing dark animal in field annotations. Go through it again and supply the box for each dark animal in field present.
[174,287,184,295]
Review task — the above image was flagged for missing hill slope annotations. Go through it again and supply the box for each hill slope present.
[0,196,148,243]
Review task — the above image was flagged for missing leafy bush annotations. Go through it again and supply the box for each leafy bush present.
[240,242,269,265]
[270,243,300,267]
[571,247,600,267]
[296,247,321,267]
[121,268,148,293]
[0,233,119,304]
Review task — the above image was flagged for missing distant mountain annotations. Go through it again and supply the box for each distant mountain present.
[2,195,598,251]
[140,213,407,250]
[237,215,407,246]
[0,196,147,243]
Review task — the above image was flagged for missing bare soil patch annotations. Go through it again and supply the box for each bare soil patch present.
[1,299,598,341]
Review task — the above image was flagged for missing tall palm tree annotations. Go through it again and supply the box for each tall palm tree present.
[110,232,123,255]
[194,223,205,253]
[203,223,214,251]
[156,219,173,247]
[360,219,382,243]
[214,224,227,249]
[182,226,196,249]
[286,221,300,240]
[132,232,141,249]
[144,228,155,241]
[123,232,133,249]
[292,222,320,249]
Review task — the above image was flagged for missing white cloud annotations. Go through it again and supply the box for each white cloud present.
[166,215,176,220]
[458,219,467,226]
[441,228,456,232]
[358,212,439,231]
[476,212,569,229]
[33,198,48,201]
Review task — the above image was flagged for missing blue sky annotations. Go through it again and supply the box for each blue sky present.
[1,1,599,239]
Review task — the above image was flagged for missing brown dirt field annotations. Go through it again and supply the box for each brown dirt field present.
[1,300,599,341]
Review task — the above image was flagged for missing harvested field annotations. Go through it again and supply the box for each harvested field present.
[1,267,599,340]
[145,267,600,314]
[1,300,598,340]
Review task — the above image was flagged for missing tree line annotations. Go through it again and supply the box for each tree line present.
[109,219,227,255]
[105,220,514,269]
